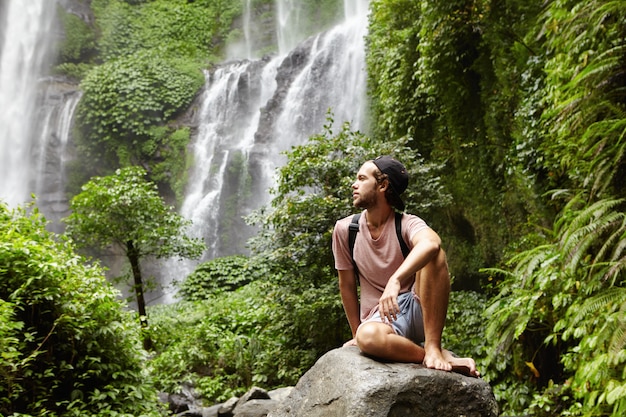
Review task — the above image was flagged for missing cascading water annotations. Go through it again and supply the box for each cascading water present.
[155,0,371,303]
[276,0,303,54]
[33,83,82,232]
[0,0,58,207]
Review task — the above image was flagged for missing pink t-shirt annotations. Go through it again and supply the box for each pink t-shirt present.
[332,211,429,321]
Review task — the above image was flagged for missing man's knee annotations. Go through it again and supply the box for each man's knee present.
[356,322,389,354]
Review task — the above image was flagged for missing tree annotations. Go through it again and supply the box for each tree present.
[64,166,205,332]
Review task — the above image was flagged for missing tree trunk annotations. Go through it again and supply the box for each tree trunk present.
[127,240,152,350]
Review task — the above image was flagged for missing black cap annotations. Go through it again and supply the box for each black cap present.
[372,155,409,210]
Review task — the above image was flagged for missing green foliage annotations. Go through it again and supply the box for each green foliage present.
[443,291,489,369]
[366,0,544,287]
[367,3,625,413]
[366,0,423,143]
[53,6,97,80]
[147,126,194,204]
[180,255,267,300]
[148,279,337,403]
[477,1,626,414]
[64,166,204,260]
[538,0,626,199]
[71,0,239,194]
[93,0,241,63]
[64,166,205,324]
[484,196,626,416]
[76,51,203,178]
[0,202,161,416]
[57,7,96,64]
[54,62,94,80]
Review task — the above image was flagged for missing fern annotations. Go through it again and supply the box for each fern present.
[485,193,626,415]
[540,0,626,199]
[558,198,626,276]
[566,287,626,328]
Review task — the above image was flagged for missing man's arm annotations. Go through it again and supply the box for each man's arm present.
[338,269,360,341]
[378,227,442,321]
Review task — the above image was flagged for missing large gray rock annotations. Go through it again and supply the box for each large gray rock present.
[268,347,498,417]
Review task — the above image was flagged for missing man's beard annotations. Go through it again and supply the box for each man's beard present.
[355,190,376,209]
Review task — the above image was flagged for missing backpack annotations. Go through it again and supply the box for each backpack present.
[348,212,410,283]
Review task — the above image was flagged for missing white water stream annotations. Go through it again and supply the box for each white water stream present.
[0,0,57,207]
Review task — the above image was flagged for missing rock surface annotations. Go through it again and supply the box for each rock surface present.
[267,347,498,417]
[170,347,498,417]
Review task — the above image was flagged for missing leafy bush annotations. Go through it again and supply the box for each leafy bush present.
[149,280,326,404]
[75,51,203,190]
[179,255,266,300]
[93,0,241,62]
[443,290,489,368]
[57,8,96,64]
[78,51,203,148]
[484,196,626,416]
[0,202,162,416]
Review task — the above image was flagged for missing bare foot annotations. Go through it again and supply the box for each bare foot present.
[442,350,480,377]
[434,349,480,378]
[423,346,452,372]
[449,357,480,377]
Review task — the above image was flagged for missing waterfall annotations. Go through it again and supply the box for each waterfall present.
[181,60,280,254]
[276,0,302,54]
[0,0,57,207]
[189,0,369,259]
[33,83,82,232]
[271,9,369,151]
[155,0,371,303]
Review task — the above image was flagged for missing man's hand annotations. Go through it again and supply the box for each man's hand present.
[378,278,401,322]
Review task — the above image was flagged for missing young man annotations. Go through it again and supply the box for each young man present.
[331,156,479,376]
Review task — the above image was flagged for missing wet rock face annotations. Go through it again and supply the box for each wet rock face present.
[57,0,94,24]
[254,35,317,146]
[268,347,499,417]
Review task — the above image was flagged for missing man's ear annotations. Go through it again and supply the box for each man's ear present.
[378,178,389,192]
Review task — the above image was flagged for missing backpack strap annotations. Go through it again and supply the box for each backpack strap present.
[395,212,410,258]
[348,212,410,284]
[348,213,361,282]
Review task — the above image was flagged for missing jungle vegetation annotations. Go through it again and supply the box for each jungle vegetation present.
[0,0,623,415]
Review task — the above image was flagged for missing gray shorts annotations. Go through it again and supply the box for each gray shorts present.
[362,291,425,345]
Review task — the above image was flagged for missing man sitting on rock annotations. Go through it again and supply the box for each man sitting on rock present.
[332,156,479,377]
